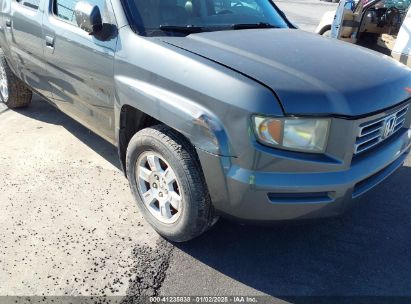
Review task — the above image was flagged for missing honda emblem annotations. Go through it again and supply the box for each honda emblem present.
[382,116,397,139]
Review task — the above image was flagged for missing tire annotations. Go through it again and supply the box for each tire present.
[126,125,217,242]
[0,49,32,108]
[319,26,332,38]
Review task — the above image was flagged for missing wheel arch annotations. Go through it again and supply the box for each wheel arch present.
[316,10,336,34]
[115,78,233,175]
[319,25,332,35]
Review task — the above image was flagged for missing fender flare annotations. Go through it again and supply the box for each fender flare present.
[316,10,336,34]
[114,76,233,158]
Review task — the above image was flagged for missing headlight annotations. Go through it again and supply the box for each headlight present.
[252,116,330,153]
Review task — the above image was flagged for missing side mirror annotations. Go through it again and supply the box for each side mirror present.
[74,1,103,35]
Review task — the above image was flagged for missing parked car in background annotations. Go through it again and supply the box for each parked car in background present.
[1,0,411,242]
[317,0,411,66]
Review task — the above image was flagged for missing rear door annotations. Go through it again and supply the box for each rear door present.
[42,0,118,142]
[2,0,52,98]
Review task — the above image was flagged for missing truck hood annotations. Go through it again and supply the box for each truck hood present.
[160,29,411,117]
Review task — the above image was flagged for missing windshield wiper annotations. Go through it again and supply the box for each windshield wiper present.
[231,22,279,30]
[159,25,204,34]
[155,23,278,35]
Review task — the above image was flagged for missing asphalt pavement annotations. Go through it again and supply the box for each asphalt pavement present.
[0,98,171,298]
[276,0,337,32]
[159,0,411,299]
[3,1,411,303]
[160,167,411,297]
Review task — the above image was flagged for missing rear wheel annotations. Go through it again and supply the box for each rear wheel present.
[126,125,217,242]
[0,49,32,108]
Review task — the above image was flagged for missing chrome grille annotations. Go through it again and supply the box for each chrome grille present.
[354,105,409,155]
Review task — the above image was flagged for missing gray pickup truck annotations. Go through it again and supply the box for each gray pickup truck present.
[1,0,411,242]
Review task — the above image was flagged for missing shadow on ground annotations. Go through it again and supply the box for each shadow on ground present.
[8,98,411,299]
[12,97,121,170]
[174,165,411,298]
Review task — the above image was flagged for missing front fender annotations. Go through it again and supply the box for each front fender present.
[316,10,336,34]
[114,75,232,157]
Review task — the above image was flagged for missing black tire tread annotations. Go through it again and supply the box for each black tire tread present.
[0,49,32,109]
[126,125,216,242]
[319,25,332,36]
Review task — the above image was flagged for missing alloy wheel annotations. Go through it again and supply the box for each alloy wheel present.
[135,151,183,224]
[0,63,8,103]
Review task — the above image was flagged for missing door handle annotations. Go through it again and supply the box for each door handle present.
[5,20,11,28]
[45,35,55,48]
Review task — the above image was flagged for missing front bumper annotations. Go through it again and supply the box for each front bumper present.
[198,128,411,221]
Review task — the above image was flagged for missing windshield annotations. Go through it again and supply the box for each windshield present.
[358,0,411,8]
[122,0,290,36]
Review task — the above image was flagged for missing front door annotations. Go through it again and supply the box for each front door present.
[2,0,52,99]
[42,0,118,142]
[391,1,411,66]
[331,0,360,42]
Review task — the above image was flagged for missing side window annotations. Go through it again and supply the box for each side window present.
[16,0,40,10]
[55,0,77,22]
[54,0,108,25]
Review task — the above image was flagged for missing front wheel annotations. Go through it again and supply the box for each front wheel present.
[319,26,332,38]
[0,49,32,108]
[126,125,217,242]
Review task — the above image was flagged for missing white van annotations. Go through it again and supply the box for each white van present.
[317,0,411,66]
